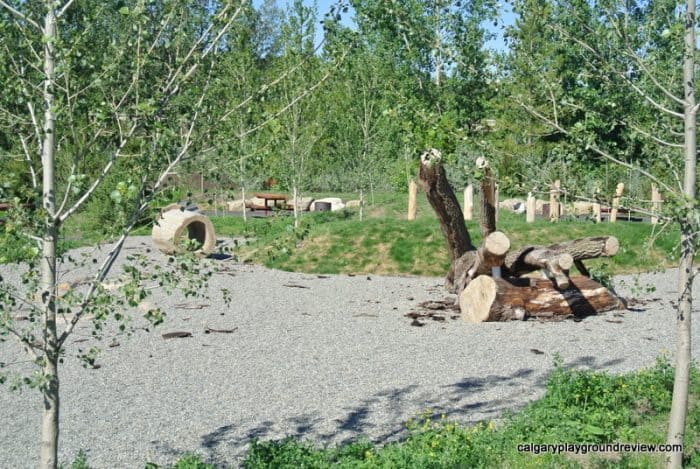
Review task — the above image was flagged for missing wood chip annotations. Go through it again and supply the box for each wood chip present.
[530,348,545,355]
[204,326,238,334]
[174,303,210,310]
[162,331,192,339]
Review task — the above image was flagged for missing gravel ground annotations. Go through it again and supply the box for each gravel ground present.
[0,236,698,468]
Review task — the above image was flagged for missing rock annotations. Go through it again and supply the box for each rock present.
[226,199,245,211]
[498,198,525,212]
[345,199,362,207]
[244,197,268,209]
[572,201,594,215]
[287,196,315,211]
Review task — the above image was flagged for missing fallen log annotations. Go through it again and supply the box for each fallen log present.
[547,236,619,277]
[459,275,625,323]
[547,236,619,260]
[418,151,623,318]
[505,247,574,289]
[504,236,618,282]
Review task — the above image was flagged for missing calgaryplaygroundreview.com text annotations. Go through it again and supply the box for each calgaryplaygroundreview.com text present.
[517,442,683,455]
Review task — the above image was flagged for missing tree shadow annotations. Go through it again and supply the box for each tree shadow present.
[150,356,631,466]
[189,368,544,466]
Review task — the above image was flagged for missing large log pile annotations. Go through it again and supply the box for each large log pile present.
[418,149,625,323]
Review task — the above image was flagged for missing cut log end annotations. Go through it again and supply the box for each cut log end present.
[558,253,574,271]
[420,148,443,168]
[459,275,497,323]
[484,231,510,256]
[605,237,619,256]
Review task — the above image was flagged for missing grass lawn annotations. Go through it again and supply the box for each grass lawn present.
[1,192,684,275]
[210,192,682,278]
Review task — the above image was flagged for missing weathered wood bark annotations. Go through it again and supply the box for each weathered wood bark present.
[476,157,496,238]
[418,149,474,289]
[463,184,473,221]
[503,236,617,285]
[548,236,619,258]
[505,247,574,289]
[459,275,625,323]
[452,231,510,294]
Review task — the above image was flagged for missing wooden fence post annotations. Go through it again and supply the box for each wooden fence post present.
[408,179,417,221]
[550,180,561,222]
[526,192,536,223]
[610,182,624,223]
[651,185,662,225]
[464,184,473,221]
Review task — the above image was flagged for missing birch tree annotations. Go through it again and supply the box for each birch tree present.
[508,0,697,465]
[0,1,273,467]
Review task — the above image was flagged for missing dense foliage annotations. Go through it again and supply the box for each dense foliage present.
[2,0,694,209]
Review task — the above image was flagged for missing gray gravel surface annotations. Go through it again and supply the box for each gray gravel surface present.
[0,236,698,468]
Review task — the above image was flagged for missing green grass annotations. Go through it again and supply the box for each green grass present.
[63,357,700,468]
[2,192,685,274]
[211,196,683,277]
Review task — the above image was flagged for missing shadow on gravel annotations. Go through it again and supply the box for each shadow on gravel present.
[152,356,631,466]
[188,368,547,466]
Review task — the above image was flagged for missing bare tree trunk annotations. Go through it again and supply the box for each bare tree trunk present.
[667,0,697,465]
[292,185,299,229]
[40,3,59,468]
[418,149,474,290]
[359,188,364,221]
[241,186,247,222]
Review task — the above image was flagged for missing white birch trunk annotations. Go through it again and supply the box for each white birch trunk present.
[241,186,247,223]
[359,188,364,221]
[667,1,697,465]
[40,3,59,468]
[292,185,299,229]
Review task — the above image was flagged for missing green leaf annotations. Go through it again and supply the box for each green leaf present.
[119,6,129,15]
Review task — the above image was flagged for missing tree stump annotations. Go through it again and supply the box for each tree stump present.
[476,157,496,238]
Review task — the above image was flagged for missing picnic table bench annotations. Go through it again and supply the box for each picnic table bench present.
[246,193,290,212]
